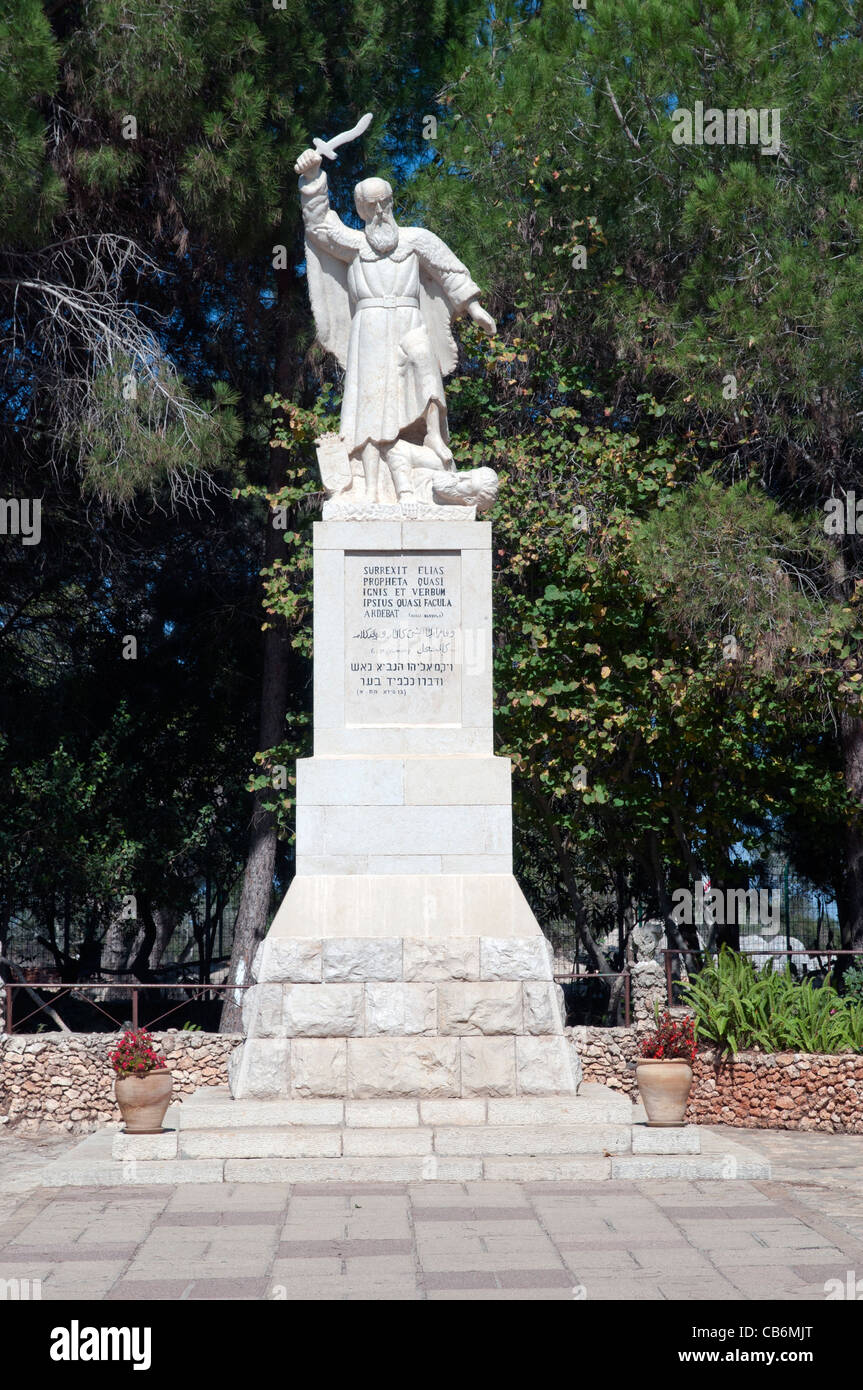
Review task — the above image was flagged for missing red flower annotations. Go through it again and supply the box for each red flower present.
[109,1027,167,1077]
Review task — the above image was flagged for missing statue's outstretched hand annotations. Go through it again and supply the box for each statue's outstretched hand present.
[294,148,323,178]
[466,301,496,336]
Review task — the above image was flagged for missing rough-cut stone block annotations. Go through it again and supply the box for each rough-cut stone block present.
[403,938,479,981]
[459,1038,517,1097]
[177,1098,344,1129]
[482,1156,612,1181]
[487,1093,631,1126]
[347,1038,460,1098]
[241,983,285,1038]
[224,1156,430,1183]
[344,1100,419,1127]
[44,1159,227,1186]
[437,982,522,1035]
[610,1154,770,1180]
[433,1124,629,1156]
[515,1036,581,1095]
[256,939,322,984]
[631,1124,701,1154]
[420,1157,485,1181]
[283,984,363,1037]
[222,1154,483,1182]
[364,983,436,1036]
[178,1128,342,1159]
[290,1039,347,1098]
[112,1131,178,1160]
[480,937,552,981]
[342,1128,433,1157]
[228,1039,290,1099]
[322,938,402,982]
[522,982,566,1035]
[419,1099,487,1126]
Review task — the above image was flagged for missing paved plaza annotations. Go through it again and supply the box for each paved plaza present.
[1,1127,862,1300]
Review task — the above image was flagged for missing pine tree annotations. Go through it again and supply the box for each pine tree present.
[407,0,863,949]
[4,0,484,1023]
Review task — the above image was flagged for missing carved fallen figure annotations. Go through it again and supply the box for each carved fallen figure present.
[295,115,499,516]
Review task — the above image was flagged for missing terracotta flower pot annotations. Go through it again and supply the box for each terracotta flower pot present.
[115,1069,173,1134]
[636,1058,693,1127]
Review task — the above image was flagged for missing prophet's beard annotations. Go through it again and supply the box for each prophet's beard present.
[364,214,399,255]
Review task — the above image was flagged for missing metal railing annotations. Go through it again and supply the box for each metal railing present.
[3,981,252,1035]
[662,947,863,1007]
[553,969,631,1027]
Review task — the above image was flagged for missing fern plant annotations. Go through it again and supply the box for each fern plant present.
[680,946,863,1056]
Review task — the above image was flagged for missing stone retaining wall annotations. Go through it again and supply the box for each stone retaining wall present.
[0,1033,242,1133]
[3,1027,862,1133]
[572,1025,863,1134]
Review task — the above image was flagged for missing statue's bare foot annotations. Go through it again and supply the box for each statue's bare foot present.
[425,433,454,469]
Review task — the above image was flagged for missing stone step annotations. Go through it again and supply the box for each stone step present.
[40,1128,771,1186]
[170,1084,633,1131]
[220,1155,617,1183]
[430,1125,631,1156]
[120,1121,633,1161]
[172,1096,344,1131]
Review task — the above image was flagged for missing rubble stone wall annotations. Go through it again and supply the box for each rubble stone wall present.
[572,1026,863,1133]
[0,1033,242,1133]
[3,1027,862,1133]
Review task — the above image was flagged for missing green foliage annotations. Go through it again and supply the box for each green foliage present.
[842,964,863,1003]
[413,0,863,483]
[0,477,263,972]
[631,477,836,668]
[68,364,242,506]
[65,0,482,253]
[681,947,863,1054]
[0,1,64,243]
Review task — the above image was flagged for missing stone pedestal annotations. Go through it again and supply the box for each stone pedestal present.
[231,518,581,1101]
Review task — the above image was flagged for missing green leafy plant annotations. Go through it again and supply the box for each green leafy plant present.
[843,965,863,1003]
[681,946,863,1055]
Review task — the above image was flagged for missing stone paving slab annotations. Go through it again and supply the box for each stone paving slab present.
[1,1124,863,1300]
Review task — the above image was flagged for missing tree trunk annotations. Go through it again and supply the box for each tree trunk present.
[220,266,299,1033]
[838,711,863,955]
[148,905,177,974]
[100,910,136,1002]
[219,605,291,1031]
[827,538,863,961]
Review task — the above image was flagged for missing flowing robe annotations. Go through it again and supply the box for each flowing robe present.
[300,169,481,456]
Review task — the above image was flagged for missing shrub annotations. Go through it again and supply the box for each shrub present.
[681,946,863,1055]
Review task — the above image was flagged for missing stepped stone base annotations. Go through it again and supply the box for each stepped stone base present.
[38,1085,772,1186]
[231,881,582,1101]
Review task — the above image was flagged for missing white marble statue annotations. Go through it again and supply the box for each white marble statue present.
[294,118,499,515]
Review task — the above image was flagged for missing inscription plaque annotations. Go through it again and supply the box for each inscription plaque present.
[344,551,462,726]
